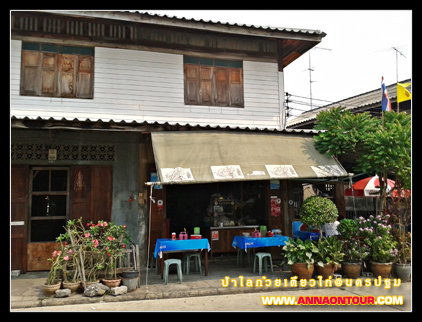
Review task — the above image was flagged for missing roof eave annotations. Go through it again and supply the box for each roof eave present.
[37,10,326,42]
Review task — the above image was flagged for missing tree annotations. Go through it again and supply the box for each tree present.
[313,108,411,213]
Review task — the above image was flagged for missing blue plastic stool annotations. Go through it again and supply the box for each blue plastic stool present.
[183,252,202,275]
[253,252,273,276]
[163,259,183,285]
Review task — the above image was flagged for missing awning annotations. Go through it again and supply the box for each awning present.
[151,131,348,184]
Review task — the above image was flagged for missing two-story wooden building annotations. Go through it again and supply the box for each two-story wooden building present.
[11,11,348,272]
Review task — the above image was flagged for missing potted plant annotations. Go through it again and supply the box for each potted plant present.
[299,196,338,240]
[358,214,397,278]
[341,238,369,278]
[337,219,359,240]
[43,249,64,296]
[282,237,319,279]
[314,236,344,279]
[87,220,130,287]
[390,185,411,281]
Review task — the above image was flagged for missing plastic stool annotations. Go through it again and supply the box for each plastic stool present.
[253,252,273,276]
[237,247,253,265]
[183,252,202,275]
[163,259,183,285]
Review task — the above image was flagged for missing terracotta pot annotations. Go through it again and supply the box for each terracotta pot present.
[314,262,336,279]
[393,263,411,282]
[342,262,362,279]
[84,280,100,289]
[291,263,314,279]
[43,282,61,296]
[62,281,80,293]
[370,261,392,278]
[102,278,121,288]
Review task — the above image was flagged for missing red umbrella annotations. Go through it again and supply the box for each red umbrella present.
[345,176,409,198]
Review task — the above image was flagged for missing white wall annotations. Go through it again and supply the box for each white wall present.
[11,40,283,129]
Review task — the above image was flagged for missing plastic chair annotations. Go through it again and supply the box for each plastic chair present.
[163,259,183,285]
[183,252,201,275]
[253,252,273,276]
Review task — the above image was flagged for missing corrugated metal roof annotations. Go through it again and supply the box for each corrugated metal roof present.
[286,79,411,127]
[46,10,326,39]
[11,115,321,134]
[133,11,325,36]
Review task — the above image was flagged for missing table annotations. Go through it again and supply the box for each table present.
[153,238,211,277]
[232,235,289,251]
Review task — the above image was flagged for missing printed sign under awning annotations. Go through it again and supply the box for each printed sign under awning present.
[151,131,348,184]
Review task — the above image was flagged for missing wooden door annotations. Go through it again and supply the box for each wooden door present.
[11,166,29,273]
[70,165,112,224]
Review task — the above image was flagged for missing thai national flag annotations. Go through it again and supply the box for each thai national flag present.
[381,77,392,112]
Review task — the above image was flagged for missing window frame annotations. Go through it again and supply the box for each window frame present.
[20,42,94,99]
[183,56,244,108]
[28,167,70,243]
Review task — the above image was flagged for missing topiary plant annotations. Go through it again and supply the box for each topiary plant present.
[299,196,338,239]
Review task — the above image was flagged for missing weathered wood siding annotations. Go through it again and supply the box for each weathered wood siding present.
[11,40,282,129]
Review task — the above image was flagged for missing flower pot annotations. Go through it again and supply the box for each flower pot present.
[84,280,100,289]
[342,262,362,279]
[122,270,139,279]
[62,281,80,294]
[314,262,336,279]
[102,278,121,288]
[393,263,411,282]
[370,261,392,278]
[291,263,314,279]
[43,282,61,296]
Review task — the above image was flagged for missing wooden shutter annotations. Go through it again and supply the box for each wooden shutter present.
[215,67,229,106]
[21,51,41,96]
[229,68,243,107]
[184,64,199,104]
[76,56,94,98]
[59,54,77,97]
[200,66,213,105]
[40,53,58,96]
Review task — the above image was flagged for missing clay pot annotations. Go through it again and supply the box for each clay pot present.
[62,281,80,293]
[370,261,392,278]
[291,263,314,279]
[342,262,362,279]
[314,262,336,279]
[43,282,61,296]
[102,278,121,288]
[393,263,411,282]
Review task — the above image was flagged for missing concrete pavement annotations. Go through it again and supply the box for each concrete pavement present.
[11,255,412,312]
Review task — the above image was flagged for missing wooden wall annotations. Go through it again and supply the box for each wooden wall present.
[11,40,283,129]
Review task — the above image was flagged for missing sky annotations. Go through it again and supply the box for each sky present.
[142,10,412,121]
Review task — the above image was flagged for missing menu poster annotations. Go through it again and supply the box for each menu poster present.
[271,196,281,217]
[212,231,219,240]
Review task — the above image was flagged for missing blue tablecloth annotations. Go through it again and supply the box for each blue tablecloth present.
[232,235,289,252]
[153,238,211,258]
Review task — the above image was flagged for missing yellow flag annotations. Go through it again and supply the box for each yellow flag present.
[397,82,411,103]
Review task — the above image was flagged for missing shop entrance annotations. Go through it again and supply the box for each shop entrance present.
[166,181,268,239]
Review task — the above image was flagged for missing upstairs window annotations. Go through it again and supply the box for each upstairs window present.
[20,42,94,99]
[184,56,243,107]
